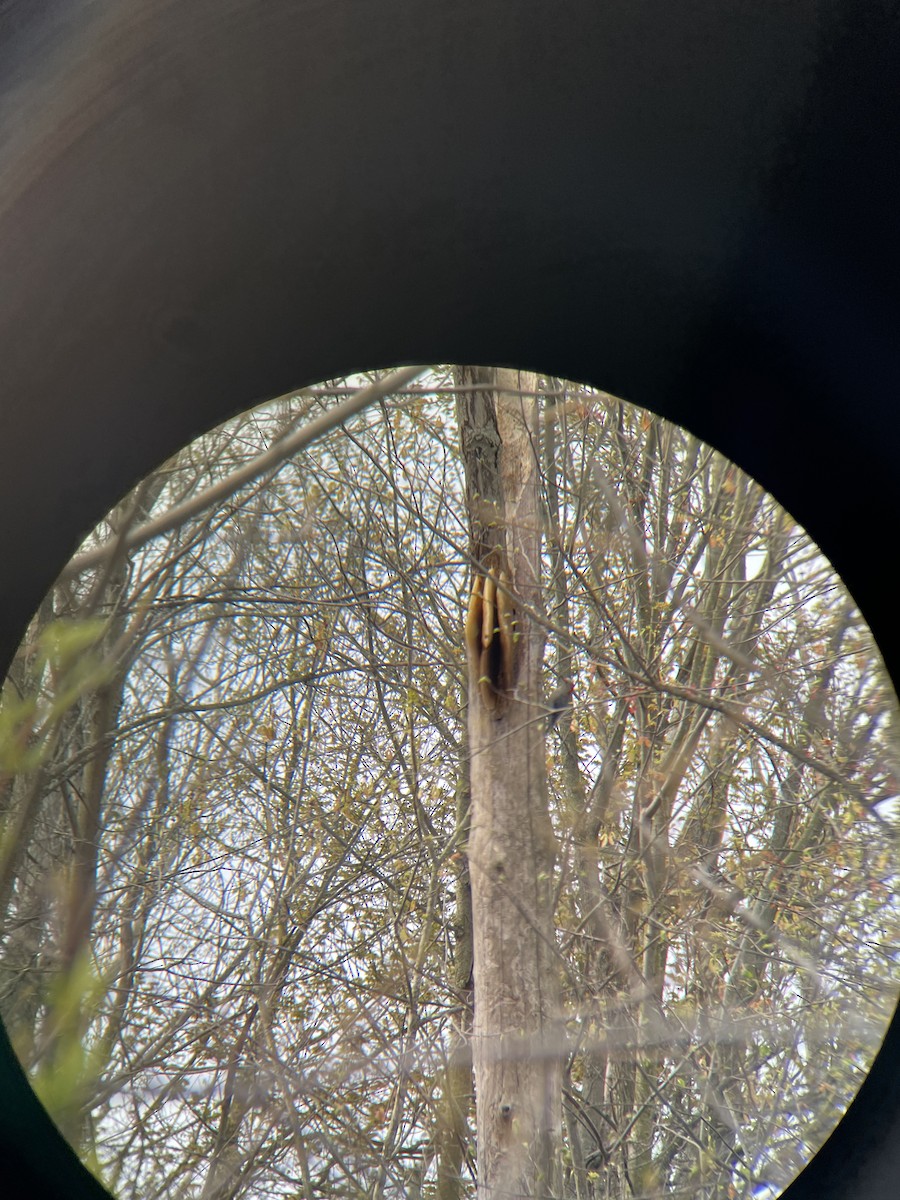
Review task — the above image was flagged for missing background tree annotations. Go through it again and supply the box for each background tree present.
[0,368,896,1200]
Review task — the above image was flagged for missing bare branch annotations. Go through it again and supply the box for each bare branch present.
[61,366,429,581]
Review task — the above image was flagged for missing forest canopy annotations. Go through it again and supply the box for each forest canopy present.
[0,367,897,1200]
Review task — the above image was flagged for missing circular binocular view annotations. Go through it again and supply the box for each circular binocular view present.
[0,367,897,1200]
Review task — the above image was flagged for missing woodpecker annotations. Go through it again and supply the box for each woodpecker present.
[546,678,575,730]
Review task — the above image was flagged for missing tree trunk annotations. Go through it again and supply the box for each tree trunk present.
[457,366,562,1199]
[436,730,475,1200]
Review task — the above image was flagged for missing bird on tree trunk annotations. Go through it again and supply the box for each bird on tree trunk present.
[546,678,575,730]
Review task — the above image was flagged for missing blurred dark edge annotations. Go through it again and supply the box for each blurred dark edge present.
[0,0,898,1196]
